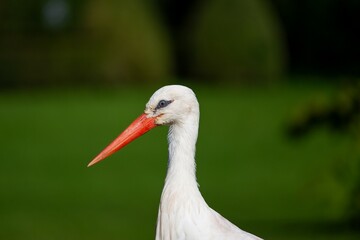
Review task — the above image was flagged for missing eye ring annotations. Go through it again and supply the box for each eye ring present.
[155,100,173,110]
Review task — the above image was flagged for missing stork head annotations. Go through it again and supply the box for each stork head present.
[88,85,198,167]
[145,85,198,126]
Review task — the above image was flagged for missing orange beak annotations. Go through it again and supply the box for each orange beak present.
[88,113,157,167]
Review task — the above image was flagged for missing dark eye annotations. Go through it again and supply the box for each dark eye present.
[155,100,172,110]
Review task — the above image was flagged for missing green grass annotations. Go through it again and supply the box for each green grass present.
[0,83,359,239]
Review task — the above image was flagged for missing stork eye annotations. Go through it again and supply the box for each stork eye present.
[156,100,172,110]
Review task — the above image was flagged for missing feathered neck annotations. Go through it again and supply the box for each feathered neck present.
[164,110,200,190]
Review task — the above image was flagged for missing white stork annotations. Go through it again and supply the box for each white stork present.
[88,85,262,240]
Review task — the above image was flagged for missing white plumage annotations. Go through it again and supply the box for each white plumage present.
[89,85,262,240]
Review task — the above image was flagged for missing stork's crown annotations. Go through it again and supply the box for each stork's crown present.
[145,85,199,126]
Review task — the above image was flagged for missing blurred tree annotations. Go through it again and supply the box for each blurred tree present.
[286,84,360,228]
[186,0,286,84]
[0,0,172,87]
[83,0,172,84]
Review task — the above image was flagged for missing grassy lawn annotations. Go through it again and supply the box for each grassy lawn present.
[0,83,359,239]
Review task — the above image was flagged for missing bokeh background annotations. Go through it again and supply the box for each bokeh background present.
[1,0,360,239]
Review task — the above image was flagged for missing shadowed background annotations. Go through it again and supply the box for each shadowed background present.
[1,0,360,239]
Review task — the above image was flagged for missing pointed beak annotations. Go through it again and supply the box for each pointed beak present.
[88,113,157,167]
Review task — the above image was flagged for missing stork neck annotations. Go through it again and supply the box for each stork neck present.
[165,114,199,186]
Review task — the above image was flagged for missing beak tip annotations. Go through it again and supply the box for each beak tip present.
[87,157,101,167]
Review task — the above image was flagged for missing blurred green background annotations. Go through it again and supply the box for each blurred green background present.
[1,0,360,239]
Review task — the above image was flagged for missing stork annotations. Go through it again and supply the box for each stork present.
[88,85,262,240]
